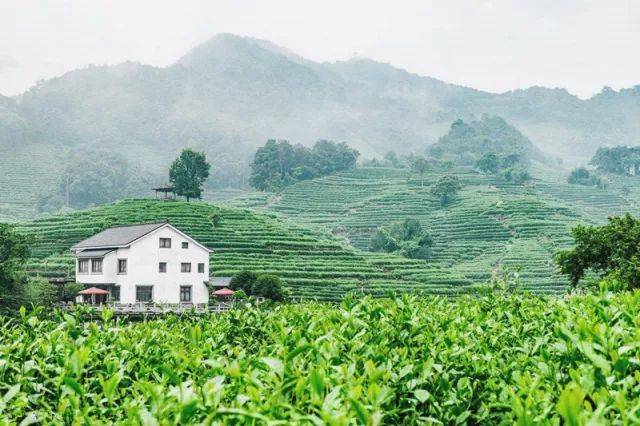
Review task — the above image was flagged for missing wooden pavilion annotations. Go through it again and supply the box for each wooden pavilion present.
[152,185,175,200]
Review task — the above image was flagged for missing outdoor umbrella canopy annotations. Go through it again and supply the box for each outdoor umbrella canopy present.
[78,287,110,295]
[213,288,235,296]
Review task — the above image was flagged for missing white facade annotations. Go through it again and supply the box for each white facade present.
[73,224,212,304]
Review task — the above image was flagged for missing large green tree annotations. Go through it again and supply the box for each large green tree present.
[476,153,500,174]
[0,224,32,307]
[555,214,640,289]
[410,157,430,186]
[431,175,462,206]
[169,149,211,201]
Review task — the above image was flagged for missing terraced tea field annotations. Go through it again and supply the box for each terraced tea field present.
[229,167,640,293]
[0,144,65,222]
[19,199,471,300]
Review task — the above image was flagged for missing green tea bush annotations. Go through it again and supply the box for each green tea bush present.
[1,291,639,423]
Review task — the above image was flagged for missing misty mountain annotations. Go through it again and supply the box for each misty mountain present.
[0,33,639,217]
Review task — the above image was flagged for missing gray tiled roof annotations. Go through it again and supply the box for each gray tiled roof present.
[71,222,166,250]
[76,249,115,258]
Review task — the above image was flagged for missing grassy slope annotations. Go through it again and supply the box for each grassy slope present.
[228,167,640,293]
[19,199,471,300]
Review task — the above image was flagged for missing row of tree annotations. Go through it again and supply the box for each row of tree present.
[476,152,532,184]
[590,146,640,176]
[37,149,212,213]
[250,139,359,191]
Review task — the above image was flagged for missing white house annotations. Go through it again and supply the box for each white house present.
[70,222,213,304]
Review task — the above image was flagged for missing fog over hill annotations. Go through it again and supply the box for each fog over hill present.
[0,33,639,218]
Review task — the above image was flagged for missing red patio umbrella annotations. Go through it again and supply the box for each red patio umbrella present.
[78,287,110,305]
[213,287,235,296]
[78,287,110,295]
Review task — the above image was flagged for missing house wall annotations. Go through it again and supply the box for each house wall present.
[75,226,211,304]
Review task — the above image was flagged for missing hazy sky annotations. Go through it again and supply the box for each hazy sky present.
[1,0,638,98]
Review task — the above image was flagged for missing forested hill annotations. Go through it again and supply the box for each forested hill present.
[1,33,639,220]
[2,33,640,159]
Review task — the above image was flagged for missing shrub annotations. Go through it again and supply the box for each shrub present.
[567,167,603,188]
[251,275,285,301]
[229,271,259,294]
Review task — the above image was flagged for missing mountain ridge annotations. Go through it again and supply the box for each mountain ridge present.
[1,33,639,220]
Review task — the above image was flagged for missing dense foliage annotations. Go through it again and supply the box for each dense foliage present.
[229,271,285,301]
[169,149,211,201]
[250,139,359,191]
[0,224,32,307]
[427,115,535,168]
[567,167,604,188]
[590,146,640,176]
[229,271,259,294]
[36,151,153,213]
[430,175,462,206]
[476,152,532,184]
[369,219,434,260]
[250,274,285,301]
[555,213,640,289]
[1,291,640,423]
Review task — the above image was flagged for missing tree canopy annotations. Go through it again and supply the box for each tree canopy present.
[251,275,285,301]
[37,151,153,213]
[428,115,536,169]
[250,139,359,191]
[567,167,604,188]
[369,218,434,260]
[431,175,462,206]
[169,149,211,201]
[590,146,640,176]
[555,214,640,289]
[0,224,32,307]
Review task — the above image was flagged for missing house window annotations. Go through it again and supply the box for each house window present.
[91,258,103,273]
[111,286,120,302]
[118,259,127,274]
[182,242,189,249]
[181,263,191,273]
[136,286,153,302]
[159,262,167,273]
[198,263,205,273]
[159,238,171,248]
[78,259,89,274]
[180,286,192,302]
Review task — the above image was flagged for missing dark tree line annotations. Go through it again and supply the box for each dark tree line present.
[250,139,359,191]
[476,152,532,184]
[567,167,605,188]
[590,146,640,176]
